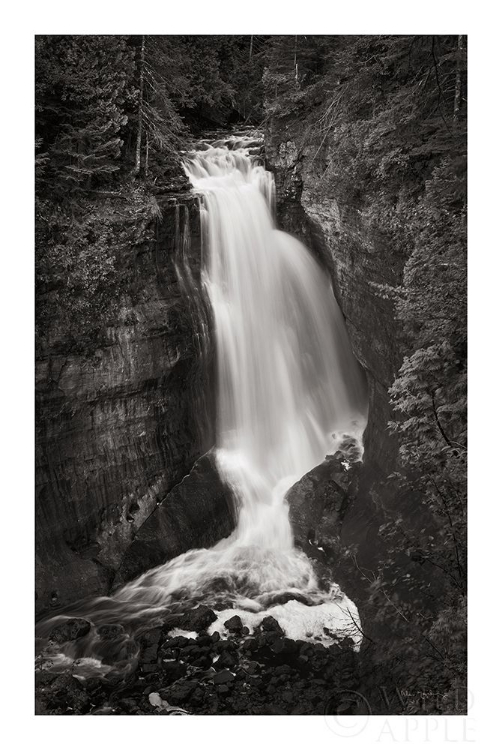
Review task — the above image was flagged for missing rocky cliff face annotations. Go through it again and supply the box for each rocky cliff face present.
[35,196,226,616]
[265,126,438,626]
[265,130,404,476]
[116,452,236,584]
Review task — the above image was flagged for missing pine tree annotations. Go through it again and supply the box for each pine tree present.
[130,35,187,179]
[35,35,136,194]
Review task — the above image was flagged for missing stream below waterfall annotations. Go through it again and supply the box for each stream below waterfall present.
[36,132,368,685]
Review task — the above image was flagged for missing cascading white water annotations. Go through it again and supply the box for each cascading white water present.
[108,136,368,641]
[36,135,369,675]
[188,142,367,556]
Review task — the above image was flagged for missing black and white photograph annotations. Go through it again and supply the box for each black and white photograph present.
[1,1,491,737]
[31,29,469,720]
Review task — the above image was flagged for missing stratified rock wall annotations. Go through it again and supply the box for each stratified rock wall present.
[35,197,223,615]
[265,131,404,476]
[264,126,430,615]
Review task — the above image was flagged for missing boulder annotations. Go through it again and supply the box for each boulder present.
[116,453,236,584]
[215,639,237,653]
[270,637,298,655]
[96,623,125,641]
[212,670,235,685]
[49,618,91,644]
[164,635,189,649]
[259,616,284,635]
[286,454,356,560]
[224,614,243,632]
[215,651,238,669]
[181,605,217,632]
[139,628,162,663]
[163,681,198,703]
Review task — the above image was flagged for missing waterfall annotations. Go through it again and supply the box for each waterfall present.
[111,137,368,636]
[186,141,367,554]
[36,135,368,676]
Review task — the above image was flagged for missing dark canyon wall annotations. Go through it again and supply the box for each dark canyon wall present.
[265,128,403,479]
[35,196,226,616]
[265,126,442,633]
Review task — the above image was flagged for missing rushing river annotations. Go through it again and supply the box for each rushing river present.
[36,134,368,679]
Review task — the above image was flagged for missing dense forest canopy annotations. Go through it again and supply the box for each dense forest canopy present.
[35,35,466,709]
[35,34,267,191]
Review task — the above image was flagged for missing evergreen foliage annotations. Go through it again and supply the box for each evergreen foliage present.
[264,34,467,710]
[35,35,267,349]
[35,188,161,352]
[36,35,137,194]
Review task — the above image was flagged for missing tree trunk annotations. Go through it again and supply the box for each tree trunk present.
[145,133,149,179]
[133,35,145,176]
[453,35,464,122]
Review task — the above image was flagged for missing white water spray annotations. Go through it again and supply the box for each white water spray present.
[113,137,368,637]
[37,135,368,671]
